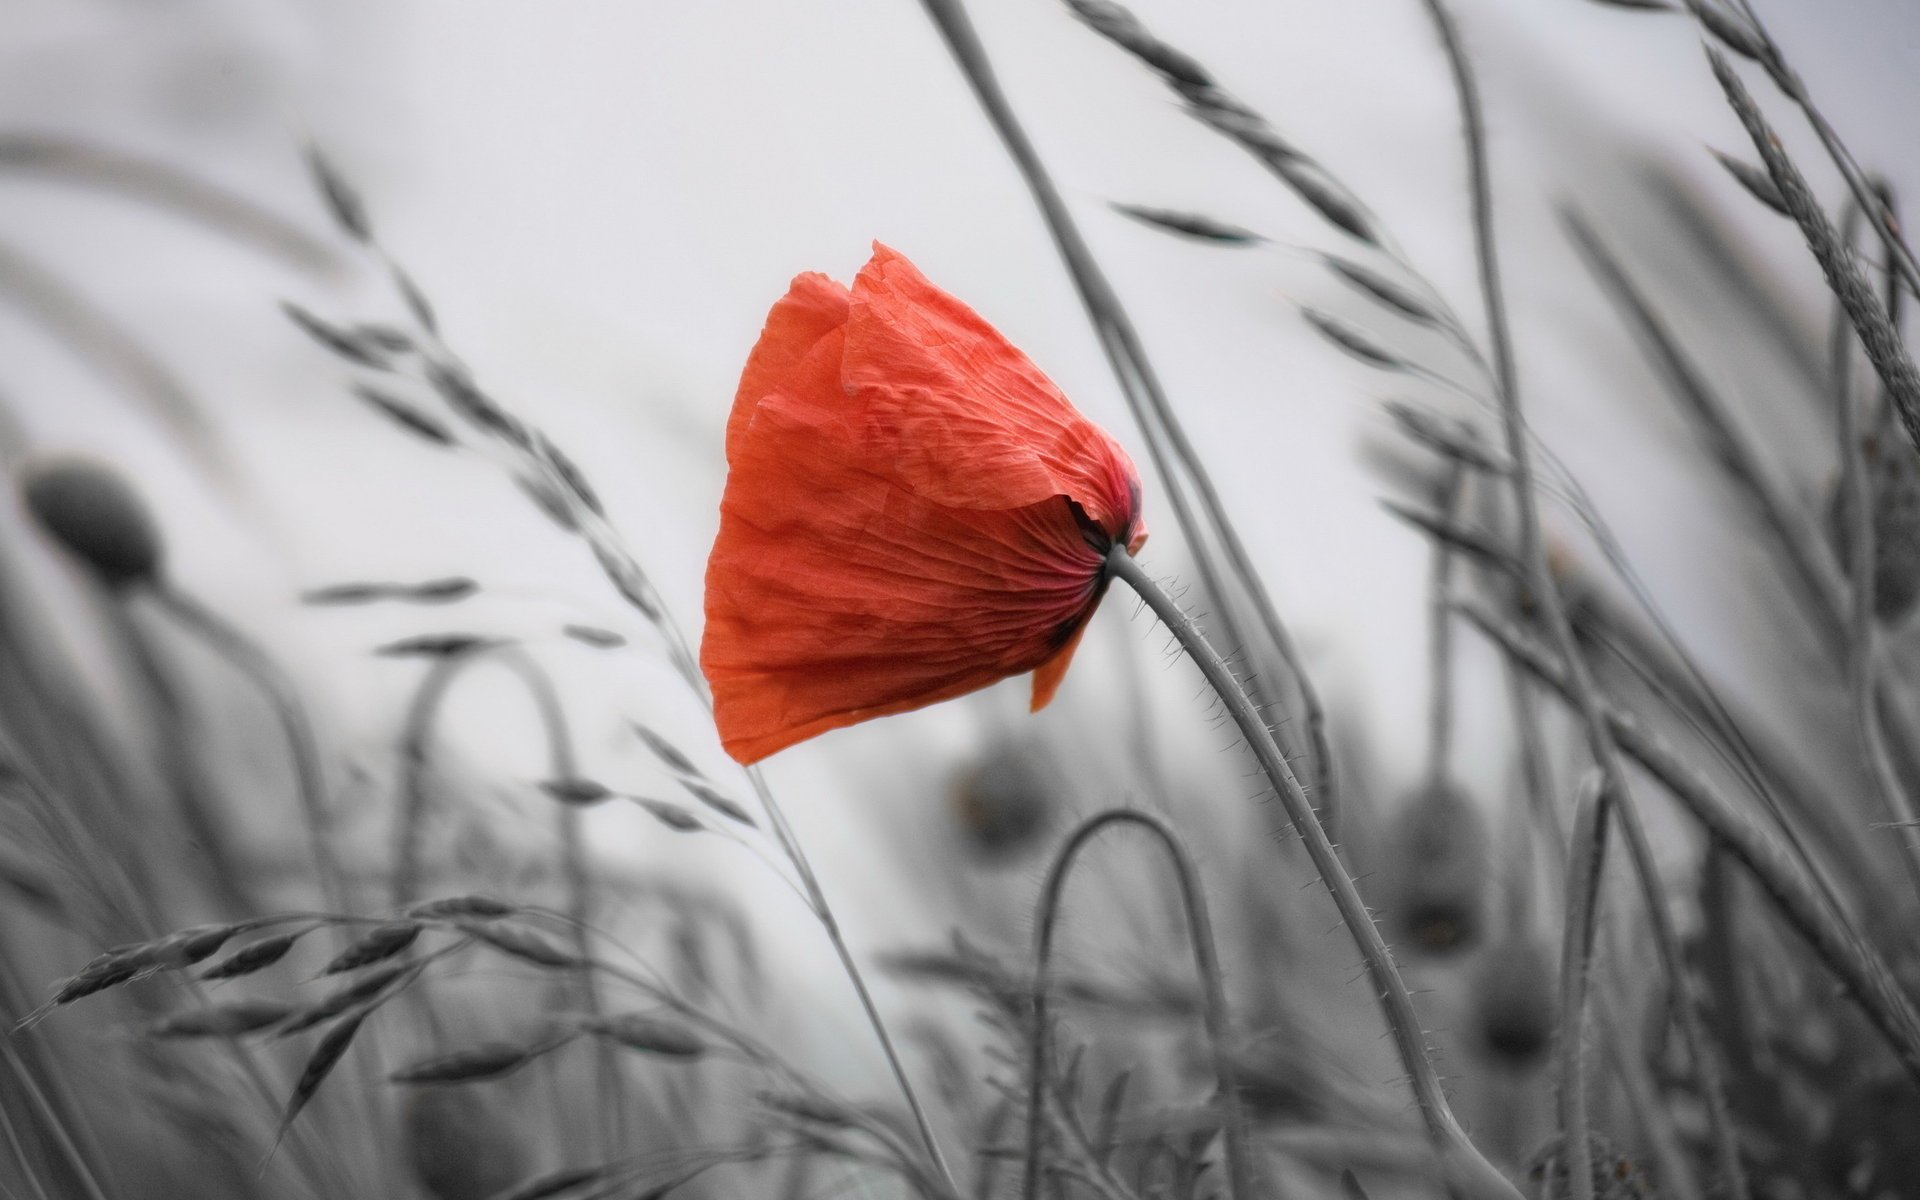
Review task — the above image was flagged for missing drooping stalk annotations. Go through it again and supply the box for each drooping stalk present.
[390,640,621,1157]
[1021,809,1251,1200]
[149,588,350,918]
[1107,548,1517,1200]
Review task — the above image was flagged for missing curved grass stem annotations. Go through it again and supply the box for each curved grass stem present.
[388,640,622,1157]
[1020,808,1251,1200]
[150,588,350,919]
[1107,547,1517,1200]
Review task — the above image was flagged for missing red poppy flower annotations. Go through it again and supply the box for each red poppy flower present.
[701,244,1147,764]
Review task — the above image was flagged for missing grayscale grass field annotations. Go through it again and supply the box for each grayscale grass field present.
[0,2,1917,1198]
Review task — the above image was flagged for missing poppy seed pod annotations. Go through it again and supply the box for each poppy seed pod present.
[1827,436,1920,625]
[402,1086,527,1200]
[948,740,1057,859]
[1467,931,1555,1070]
[20,457,164,590]
[1383,781,1491,957]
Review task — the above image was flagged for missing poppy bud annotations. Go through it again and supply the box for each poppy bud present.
[1383,782,1491,957]
[948,740,1057,859]
[1467,931,1555,1070]
[402,1085,528,1200]
[20,457,164,590]
[1527,1131,1655,1199]
[1827,436,1920,625]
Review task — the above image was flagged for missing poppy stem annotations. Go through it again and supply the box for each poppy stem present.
[1106,547,1520,1200]
[1022,808,1251,1200]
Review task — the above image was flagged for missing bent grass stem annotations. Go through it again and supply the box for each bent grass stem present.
[150,588,350,919]
[389,640,621,1158]
[1021,809,1251,1200]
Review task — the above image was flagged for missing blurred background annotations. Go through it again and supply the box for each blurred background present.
[3,1,1919,1197]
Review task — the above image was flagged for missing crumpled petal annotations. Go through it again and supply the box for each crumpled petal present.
[701,245,1145,764]
[843,244,1142,542]
[726,271,850,465]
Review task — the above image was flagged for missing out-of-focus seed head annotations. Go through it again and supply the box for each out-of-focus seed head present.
[1820,1075,1920,1193]
[1384,781,1491,957]
[20,457,164,590]
[1827,436,1920,625]
[1467,931,1555,1071]
[402,1085,528,1200]
[1527,1130,1655,1199]
[947,739,1058,860]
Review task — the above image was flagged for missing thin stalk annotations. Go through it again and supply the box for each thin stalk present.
[148,588,349,917]
[1416,2,1745,1192]
[740,764,956,1191]
[1831,264,1920,894]
[388,641,621,1157]
[0,1089,55,1200]
[0,135,338,274]
[914,0,1337,823]
[107,605,256,914]
[0,240,227,483]
[1462,601,1920,1085]
[1107,548,1517,1200]
[1020,808,1251,1200]
[1425,463,1467,790]
[1555,771,1608,1200]
[0,1044,108,1200]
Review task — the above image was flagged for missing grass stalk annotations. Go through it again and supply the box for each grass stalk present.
[1020,808,1251,1200]
[1830,248,1920,894]
[149,587,350,919]
[1413,2,1744,1189]
[914,0,1338,824]
[0,134,338,274]
[1461,601,1920,1085]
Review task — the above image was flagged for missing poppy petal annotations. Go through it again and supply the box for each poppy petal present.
[727,271,850,464]
[1028,608,1096,712]
[703,389,1106,764]
[842,244,1140,538]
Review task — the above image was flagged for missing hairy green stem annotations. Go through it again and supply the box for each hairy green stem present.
[1109,548,1517,1200]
